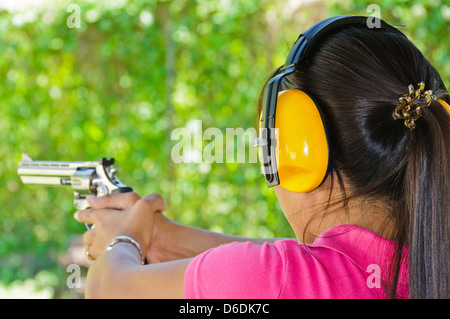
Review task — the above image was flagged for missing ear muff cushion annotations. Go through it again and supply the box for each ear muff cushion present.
[275,90,329,193]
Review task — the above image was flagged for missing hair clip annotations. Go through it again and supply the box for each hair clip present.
[394,82,436,130]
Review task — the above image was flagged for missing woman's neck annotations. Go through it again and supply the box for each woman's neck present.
[275,177,395,244]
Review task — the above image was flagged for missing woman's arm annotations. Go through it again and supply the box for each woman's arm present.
[151,214,285,263]
[76,194,191,298]
[84,226,285,299]
[78,192,288,263]
[85,242,191,299]
[75,192,289,298]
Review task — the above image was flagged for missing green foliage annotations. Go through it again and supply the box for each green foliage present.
[0,0,447,298]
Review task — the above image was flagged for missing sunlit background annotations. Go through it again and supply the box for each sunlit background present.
[0,0,448,298]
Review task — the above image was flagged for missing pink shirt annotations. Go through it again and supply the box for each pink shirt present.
[184,224,409,299]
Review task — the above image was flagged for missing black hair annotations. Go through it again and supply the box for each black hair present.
[259,26,449,298]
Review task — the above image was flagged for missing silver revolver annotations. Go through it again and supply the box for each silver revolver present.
[17,153,133,229]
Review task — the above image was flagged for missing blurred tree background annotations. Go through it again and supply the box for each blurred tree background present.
[0,0,448,298]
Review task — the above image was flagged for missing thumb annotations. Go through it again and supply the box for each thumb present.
[141,193,167,213]
[86,192,141,210]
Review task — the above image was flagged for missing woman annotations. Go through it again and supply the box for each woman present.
[75,16,449,299]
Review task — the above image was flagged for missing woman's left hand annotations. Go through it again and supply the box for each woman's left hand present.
[74,192,167,261]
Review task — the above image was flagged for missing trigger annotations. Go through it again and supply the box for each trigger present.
[96,184,108,196]
[74,198,89,210]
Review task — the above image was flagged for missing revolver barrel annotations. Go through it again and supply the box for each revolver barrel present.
[18,154,96,187]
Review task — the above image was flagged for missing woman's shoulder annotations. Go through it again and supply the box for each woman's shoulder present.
[184,225,408,298]
[184,238,294,298]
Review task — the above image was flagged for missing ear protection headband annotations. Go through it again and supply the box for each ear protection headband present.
[254,15,406,193]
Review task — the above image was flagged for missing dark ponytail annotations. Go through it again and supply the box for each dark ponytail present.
[264,26,449,298]
[406,97,449,298]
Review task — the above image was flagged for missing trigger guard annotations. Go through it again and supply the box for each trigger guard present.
[74,198,94,231]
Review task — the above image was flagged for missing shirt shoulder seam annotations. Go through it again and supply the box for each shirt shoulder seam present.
[276,241,289,298]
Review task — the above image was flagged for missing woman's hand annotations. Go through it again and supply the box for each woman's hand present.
[74,192,166,261]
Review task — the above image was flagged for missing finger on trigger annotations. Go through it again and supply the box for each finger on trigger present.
[74,209,97,225]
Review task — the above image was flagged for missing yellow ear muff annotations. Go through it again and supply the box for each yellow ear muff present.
[275,90,330,193]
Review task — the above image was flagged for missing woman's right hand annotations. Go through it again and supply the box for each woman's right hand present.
[80,191,178,264]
